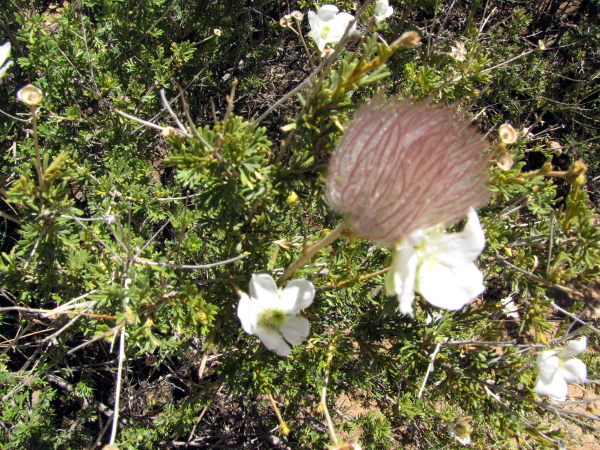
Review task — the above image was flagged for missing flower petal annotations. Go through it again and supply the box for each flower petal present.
[328,12,355,38]
[534,370,568,402]
[317,4,339,21]
[430,208,485,268]
[255,328,291,356]
[0,60,13,79]
[279,279,315,313]
[558,336,587,359]
[560,358,587,384]
[237,293,257,335]
[280,316,310,346]
[536,351,560,384]
[307,10,318,29]
[0,42,10,67]
[385,245,418,317]
[417,262,484,310]
[249,273,279,304]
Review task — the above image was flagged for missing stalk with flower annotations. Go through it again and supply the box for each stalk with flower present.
[326,98,490,316]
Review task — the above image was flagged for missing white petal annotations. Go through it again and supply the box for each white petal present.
[280,316,310,346]
[559,358,587,384]
[385,245,418,317]
[558,336,587,359]
[0,42,10,67]
[374,0,389,15]
[307,11,318,31]
[536,351,560,384]
[237,293,257,334]
[534,371,567,402]
[417,262,484,310]
[0,60,13,79]
[249,273,279,304]
[328,12,355,39]
[279,279,315,313]
[317,4,339,21]
[430,208,485,268]
[255,328,291,356]
[456,435,471,446]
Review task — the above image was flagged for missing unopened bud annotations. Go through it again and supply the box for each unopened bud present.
[499,123,518,144]
[548,140,562,155]
[290,11,303,21]
[213,28,221,36]
[286,191,299,205]
[538,40,547,50]
[279,16,290,27]
[565,159,587,187]
[161,126,176,137]
[396,31,421,47]
[17,84,43,106]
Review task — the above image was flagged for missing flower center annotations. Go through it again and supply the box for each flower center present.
[320,25,331,40]
[258,307,288,331]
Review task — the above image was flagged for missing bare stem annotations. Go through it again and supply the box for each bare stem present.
[109,327,126,445]
[321,342,338,446]
[277,218,350,286]
[30,106,44,191]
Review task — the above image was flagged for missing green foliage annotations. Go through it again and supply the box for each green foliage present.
[0,0,599,449]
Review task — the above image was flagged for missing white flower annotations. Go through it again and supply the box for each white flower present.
[237,274,315,356]
[501,295,520,319]
[450,41,467,61]
[534,337,588,402]
[373,0,393,26]
[0,42,13,79]
[385,208,485,317]
[307,5,355,52]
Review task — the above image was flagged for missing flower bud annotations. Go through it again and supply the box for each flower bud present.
[548,140,562,155]
[565,159,587,187]
[498,123,518,144]
[291,10,303,21]
[326,98,489,246]
[213,28,221,36]
[279,16,290,27]
[17,84,43,106]
[161,126,176,136]
[395,31,421,47]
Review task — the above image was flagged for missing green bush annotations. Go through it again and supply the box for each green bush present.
[0,1,598,448]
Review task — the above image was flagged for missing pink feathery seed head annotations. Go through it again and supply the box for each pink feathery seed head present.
[326,98,490,246]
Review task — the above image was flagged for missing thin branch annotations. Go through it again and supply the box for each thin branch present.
[132,253,247,270]
[277,218,351,286]
[109,327,126,445]
[66,321,126,355]
[550,300,600,334]
[134,219,171,259]
[160,88,190,136]
[418,342,443,398]
[494,250,583,296]
[0,306,114,320]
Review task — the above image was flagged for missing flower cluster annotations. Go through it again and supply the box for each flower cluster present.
[535,337,588,402]
[237,274,315,356]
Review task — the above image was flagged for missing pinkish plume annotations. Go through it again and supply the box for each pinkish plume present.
[326,99,489,246]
